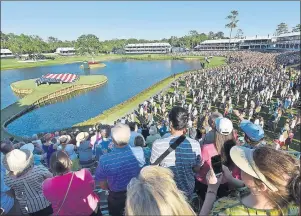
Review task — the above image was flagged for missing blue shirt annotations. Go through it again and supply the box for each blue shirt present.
[128,132,141,147]
[95,145,141,192]
[95,138,113,161]
[1,153,14,213]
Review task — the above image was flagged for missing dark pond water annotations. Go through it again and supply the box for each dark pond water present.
[1,60,201,136]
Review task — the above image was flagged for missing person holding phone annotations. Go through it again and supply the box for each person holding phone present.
[195,117,240,201]
[199,146,300,216]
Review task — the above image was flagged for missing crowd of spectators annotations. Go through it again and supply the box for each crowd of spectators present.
[1,50,301,216]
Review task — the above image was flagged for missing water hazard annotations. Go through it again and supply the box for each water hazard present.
[1,60,201,136]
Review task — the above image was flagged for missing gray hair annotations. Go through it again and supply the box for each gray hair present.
[149,126,158,135]
[209,112,223,128]
[111,123,131,146]
[32,134,38,141]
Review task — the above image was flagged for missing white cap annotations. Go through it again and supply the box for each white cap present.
[215,117,233,135]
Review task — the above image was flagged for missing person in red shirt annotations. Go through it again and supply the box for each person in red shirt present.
[42,151,101,216]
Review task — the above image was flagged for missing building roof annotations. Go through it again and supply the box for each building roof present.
[200,39,242,44]
[55,47,75,52]
[276,32,300,38]
[125,43,171,47]
[243,36,271,40]
[1,49,13,54]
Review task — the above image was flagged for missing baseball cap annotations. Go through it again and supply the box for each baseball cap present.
[230,146,278,192]
[215,117,233,135]
[240,120,264,142]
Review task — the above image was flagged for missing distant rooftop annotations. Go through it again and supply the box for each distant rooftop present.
[1,49,13,54]
[125,43,171,47]
[276,32,300,38]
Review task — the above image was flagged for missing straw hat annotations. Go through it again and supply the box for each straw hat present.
[3,149,33,175]
[59,135,71,144]
[76,132,89,146]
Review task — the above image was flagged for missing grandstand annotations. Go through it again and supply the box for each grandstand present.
[125,43,172,54]
[270,32,300,51]
[194,39,241,51]
[55,47,76,56]
[239,36,272,50]
[195,32,300,51]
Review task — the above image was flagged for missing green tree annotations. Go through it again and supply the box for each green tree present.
[1,32,9,48]
[225,10,239,50]
[235,29,244,39]
[275,23,289,36]
[75,34,101,56]
[215,31,225,39]
[208,31,215,39]
[292,24,301,32]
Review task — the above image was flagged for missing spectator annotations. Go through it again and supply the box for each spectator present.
[196,117,240,200]
[125,166,195,216]
[141,124,150,140]
[58,135,80,171]
[150,106,203,200]
[128,122,140,147]
[0,140,22,215]
[95,123,141,216]
[42,133,57,167]
[43,151,101,216]
[200,146,300,215]
[94,125,113,161]
[233,110,265,148]
[158,121,168,136]
[20,143,44,166]
[133,135,151,166]
[200,112,223,146]
[3,149,53,216]
[145,125,161,149]
[77,132,94,167]
[90,124,102,150]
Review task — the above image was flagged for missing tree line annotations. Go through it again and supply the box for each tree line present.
[1,30,230,55]
[1,14,299,56]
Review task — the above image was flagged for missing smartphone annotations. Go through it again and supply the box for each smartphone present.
[211,155,222,176]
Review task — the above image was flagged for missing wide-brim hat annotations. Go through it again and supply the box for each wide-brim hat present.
[3,149,33,174]
[20,143,34,152]
[59,135,71,144]
[230,146,278,192]
[76,132,89,146]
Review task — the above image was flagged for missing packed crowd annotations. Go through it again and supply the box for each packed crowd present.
[1,50,301,216]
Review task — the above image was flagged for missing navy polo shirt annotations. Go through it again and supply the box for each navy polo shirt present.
[95,145,141,192]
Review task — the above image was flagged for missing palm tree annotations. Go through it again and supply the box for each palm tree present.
[225,10,239,50]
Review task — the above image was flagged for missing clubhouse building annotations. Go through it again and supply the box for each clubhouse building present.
[125,43,172,54]
[0,49,14,58]
[55,47,76,56]
[194,32,300,51]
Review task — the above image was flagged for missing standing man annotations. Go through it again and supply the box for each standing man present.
[95,124,141,216]
[150,107,203,200]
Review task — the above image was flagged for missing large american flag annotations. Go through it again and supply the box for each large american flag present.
[42,73,78,83]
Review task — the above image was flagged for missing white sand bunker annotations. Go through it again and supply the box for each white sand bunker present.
[18,59,49,63]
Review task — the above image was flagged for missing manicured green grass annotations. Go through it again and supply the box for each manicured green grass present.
[75,56,226,126]
[11,75,108,106]
[1,54,223,71]
[0,55,118,71]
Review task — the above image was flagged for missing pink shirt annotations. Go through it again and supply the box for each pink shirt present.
[196,143,241,184]
[42,169,99,216]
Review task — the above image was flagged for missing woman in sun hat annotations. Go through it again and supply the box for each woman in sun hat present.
[58,135,80,171]
[196,117,240,201]
[3,149,53,216]
[199,146,300,216]
[77,132,94,167]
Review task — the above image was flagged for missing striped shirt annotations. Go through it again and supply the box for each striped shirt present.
[4,165,53,214]
[150,135,203,198]
[95,145,141,192]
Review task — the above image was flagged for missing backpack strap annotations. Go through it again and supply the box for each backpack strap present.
[152,135,186,166]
